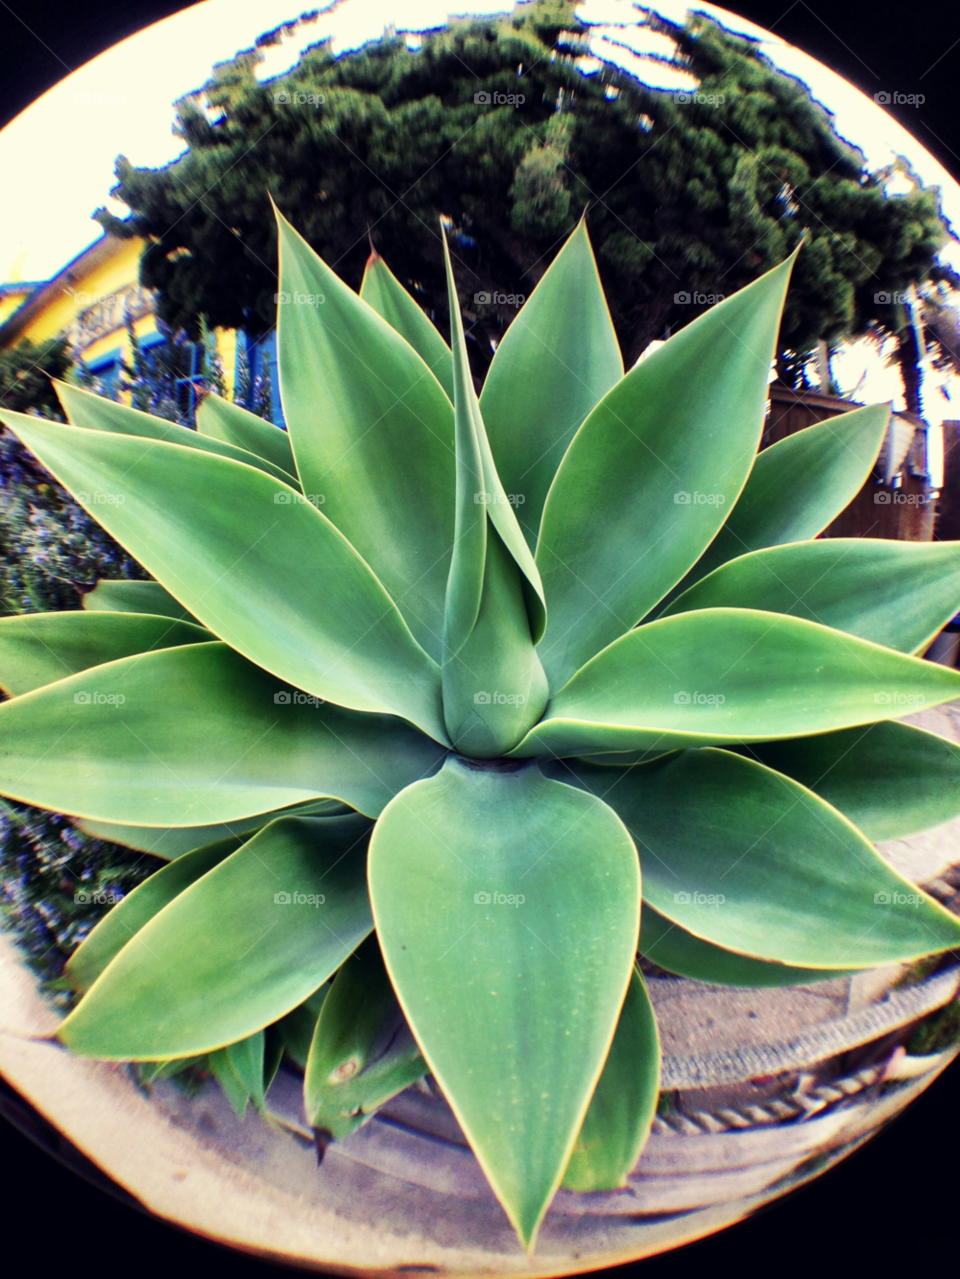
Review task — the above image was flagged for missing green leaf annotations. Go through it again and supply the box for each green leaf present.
[83,579,201,625]
[274,206,455,661]
[561,966,659,1192]
[59,814,374,1059]
[76,799,348,859]
[535,254,797,688]
[479,221,623,550]
[0,642,446,824]
[304,933,425,1141]
[438,232,548,755]
[264,1025,285,1094]
[638,903,855,986]
[276,984,332,1070]
[209,1035,264,1119]
[369,757,639,1251]
[0,611,210,696]
[662,538,960,653]
[441,229,546,652]
[656,403,890,611]
[441,231,487,658]
[54,380,298,485]
[138,1055,205,1083]
[227,1031,267,1110]
[360,250,454,401]
[195,391,297,477]
[564,751,960,968]
[209,1054,250,1117]
[0,410,446,740]
[67,835,244,992]
[511,608,960,758]
[441,527,549,757]
[741,720,960,840]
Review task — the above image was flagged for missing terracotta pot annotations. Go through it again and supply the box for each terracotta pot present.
[1,704,959,1275]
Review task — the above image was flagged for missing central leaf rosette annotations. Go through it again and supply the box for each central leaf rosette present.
[2,209,960,1254]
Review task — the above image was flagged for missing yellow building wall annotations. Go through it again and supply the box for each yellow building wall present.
[79,312,161,370]
[217,327,238,396]
[0,289,34,326]
[4,236,238,400]
[18,239,147,346]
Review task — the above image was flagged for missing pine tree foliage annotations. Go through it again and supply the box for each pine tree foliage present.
[95,3,955,378]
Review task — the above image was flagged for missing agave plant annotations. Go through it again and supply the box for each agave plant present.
[3,208,960,1252]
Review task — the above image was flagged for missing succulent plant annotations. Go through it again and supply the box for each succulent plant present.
[2,209,960,1252]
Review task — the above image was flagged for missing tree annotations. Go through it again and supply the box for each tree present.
[0,336,71,418]
[96,2,956,387]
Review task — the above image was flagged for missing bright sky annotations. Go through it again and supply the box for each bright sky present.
[2,0,958,423]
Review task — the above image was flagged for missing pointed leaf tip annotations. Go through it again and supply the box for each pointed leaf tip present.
[369,759,639,1252]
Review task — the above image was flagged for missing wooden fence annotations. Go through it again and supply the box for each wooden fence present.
[764,386,935,541]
